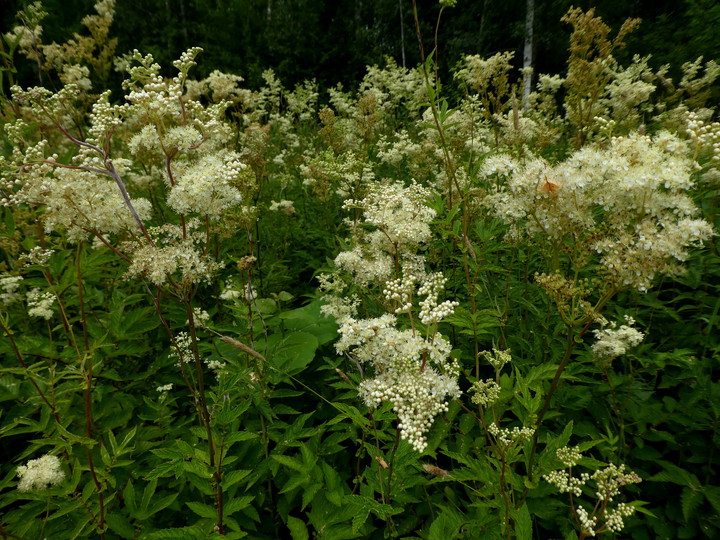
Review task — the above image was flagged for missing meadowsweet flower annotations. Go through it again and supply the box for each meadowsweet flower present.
[170,331,193,365]
[485,133,715,291]
[125,222,222,286]
[166,151,245,219]
[592,316,644,364]
[0,274,23,306]
[27,288,55,320]
[20,246,54,266]
[16,454,65,492]
[269,199,295,215]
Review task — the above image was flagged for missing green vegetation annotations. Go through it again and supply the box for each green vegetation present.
[0,1,718,538]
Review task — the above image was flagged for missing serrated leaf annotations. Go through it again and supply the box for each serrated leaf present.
[123,480,136,515]
[140,525,207,540]
[105,514,135,539]
[186,501,217,519]
[147,493,178,517]
[705,485,720,514]
[287,515,309,540]
[271,454,305,472]
[224,495,254,515]
[140,479,157,512]
[681,487,703,522]
[514,503,532,540]
[222,469,251,490]
[224,431,259,446]
[428,507,463,540]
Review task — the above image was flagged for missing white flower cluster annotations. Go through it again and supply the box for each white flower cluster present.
[300,150,374,200]
[359,366,460,452]
[592,316,644,363]
[16,454,65,492]
[166,151,245,219]
[346,181,436,251]
[1,120,153,242]
[323,182,459,452]
[604,502,635,533]
[269,199,296,215]
[125,222,221,286]
[358,57,425,115]
[170,331,193,366]
[0,274,23,306]
[487,422,535,447]
[485,133,715,291]
[19,246,55,266]
[27,288,55,320]
[576,506,598,537]
[544,448,641,536]
[593,463,642,501]
[602,55,656,126]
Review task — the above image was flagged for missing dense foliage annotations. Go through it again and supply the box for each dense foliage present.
[0,1,719,539]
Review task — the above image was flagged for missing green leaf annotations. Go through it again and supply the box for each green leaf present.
[105,514,136,539]
[271,454,305,472]
[705,485,720,514]
[186,501,217,519]
[224,495,254,516]
[269,332,319,376]
[140,479,157,513]
[222,469,251,490]
[287,515,309,540]
[514,503,532,540]
[141,526,207,540]
[278,301,338,345]
[681,487,703,522]
[147,493,179,517]
[428,507,463,540]
[124,480,136,515]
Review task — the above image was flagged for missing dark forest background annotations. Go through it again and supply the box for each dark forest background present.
[1,0,719,96]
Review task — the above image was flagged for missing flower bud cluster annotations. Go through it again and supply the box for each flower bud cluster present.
[479,347,512,371]
[544,447,641,536]
[686,111,720,163]
[418,272,459,325]
[544,469,588,497]
[488,422,535,447]
[469,379,500,407]
[557,445,583,467]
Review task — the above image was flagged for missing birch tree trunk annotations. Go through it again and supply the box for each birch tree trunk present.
[522,0,535,106]
[399,0,406,68]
